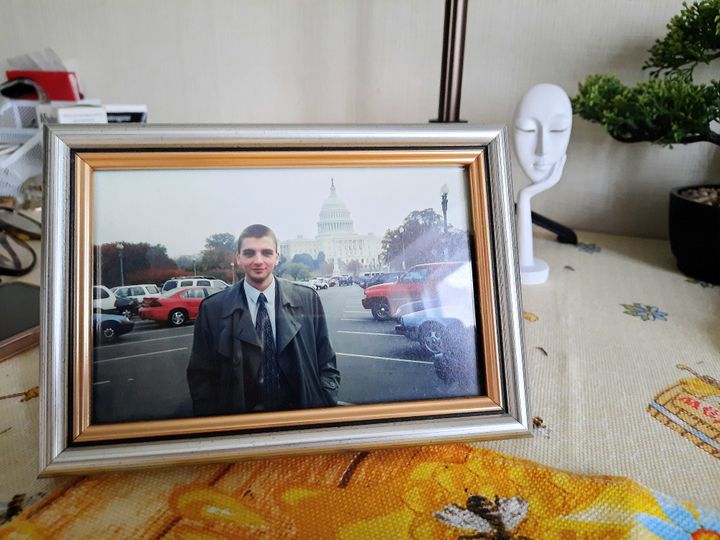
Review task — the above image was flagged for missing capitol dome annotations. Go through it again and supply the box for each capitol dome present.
[317,179,355,236]
[280,178,382,271]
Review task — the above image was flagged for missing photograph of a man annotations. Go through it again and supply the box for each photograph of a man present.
[92,168,480,425]
[187,224,340,416]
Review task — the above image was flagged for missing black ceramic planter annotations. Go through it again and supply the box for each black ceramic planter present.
[669,184,720,285]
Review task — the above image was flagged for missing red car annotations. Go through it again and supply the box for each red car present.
[138,286,223,326]
[361,262,466,321]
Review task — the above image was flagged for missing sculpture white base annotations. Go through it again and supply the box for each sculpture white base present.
[521,257,549,285]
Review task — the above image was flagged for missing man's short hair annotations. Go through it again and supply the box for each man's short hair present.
[237,224,278,252]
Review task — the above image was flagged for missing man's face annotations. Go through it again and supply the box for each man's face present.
[236,235,280,289]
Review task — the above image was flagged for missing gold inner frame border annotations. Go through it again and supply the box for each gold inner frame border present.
[72,149,502,443]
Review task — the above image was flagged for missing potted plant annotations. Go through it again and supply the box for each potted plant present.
[572,0,720,284]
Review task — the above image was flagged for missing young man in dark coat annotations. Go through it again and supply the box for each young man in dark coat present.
[187,224,340,416]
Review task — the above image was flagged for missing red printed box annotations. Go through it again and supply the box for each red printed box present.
[6,70,82,101]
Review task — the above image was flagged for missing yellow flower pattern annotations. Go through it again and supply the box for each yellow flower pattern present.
[1,445,715,539]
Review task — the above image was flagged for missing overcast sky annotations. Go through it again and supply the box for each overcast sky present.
[94,166,471,258]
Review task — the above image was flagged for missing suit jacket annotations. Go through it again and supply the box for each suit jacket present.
[186,278,340,416]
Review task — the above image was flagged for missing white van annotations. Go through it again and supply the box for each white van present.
[114,284,161,303]
[161,276,230,293]
[92,285,118,313]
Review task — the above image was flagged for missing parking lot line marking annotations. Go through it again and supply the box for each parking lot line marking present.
[123,328,170,336]
[337,352,433,365]
[129,320,186,329]
[94,347,188,364]
[93,380,111,385]
[340,318,371,322]
[336,330,403,337]
[100,333,194,348]
[343,310,369,314]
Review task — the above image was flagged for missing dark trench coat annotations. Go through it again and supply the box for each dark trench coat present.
[186,278,340,416]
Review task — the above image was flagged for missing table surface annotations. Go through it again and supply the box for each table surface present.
[1,228,719,536]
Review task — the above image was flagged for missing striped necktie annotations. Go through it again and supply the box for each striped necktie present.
[256,293,280,410]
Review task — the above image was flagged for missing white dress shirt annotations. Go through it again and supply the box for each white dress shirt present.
[243,278,277,340]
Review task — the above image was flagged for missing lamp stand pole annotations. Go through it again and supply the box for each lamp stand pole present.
[430,0,577,244]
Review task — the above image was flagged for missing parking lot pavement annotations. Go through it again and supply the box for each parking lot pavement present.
[92,321,195,423]
[92,284,480,423]
[319,285,480,405]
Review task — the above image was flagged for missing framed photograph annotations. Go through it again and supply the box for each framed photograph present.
[40,124,529,475]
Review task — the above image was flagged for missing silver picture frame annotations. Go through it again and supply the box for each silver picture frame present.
[40,124,529,475]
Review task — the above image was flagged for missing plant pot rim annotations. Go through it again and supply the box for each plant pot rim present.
[671,184,720,204]
[671,184,720,193]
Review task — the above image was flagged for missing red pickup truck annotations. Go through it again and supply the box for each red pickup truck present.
[361,261,466,320]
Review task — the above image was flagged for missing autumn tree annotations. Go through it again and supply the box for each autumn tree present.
[198,232,236,274]
[280,262,312,281]
[95,242,178,287]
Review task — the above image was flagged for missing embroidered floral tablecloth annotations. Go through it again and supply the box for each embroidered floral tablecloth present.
[1,231,719,538]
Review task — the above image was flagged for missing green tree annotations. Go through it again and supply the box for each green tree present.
[175,255,197,272]
[344,259,362,276]
[645,0,720,77]
[381,209,442,269]
[573,0,720,146]
[292,253,316,270]
[146,244,175,268]
[381,208,471,269]
[205,233,236,251]
[199,232,236,274]
[280,262,311,281]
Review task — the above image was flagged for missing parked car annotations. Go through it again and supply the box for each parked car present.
[333,275,353,286]
[392,297,442,319]
[113,284,161,316]
[139,286,223,326]
[361,262,466,320]
[114,284,161,303]
[161,276,229,293]
[309,278,329,290]
[394,304,477,382]
[355,271,381,288]
[93,285,118,313]
[114,296,141,317]
[93,312,134,343]
[363,272,402,289]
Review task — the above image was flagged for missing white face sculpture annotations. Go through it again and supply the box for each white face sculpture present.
[513,84,572,184]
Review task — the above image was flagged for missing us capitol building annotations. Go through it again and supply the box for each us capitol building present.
[279,180,382,271]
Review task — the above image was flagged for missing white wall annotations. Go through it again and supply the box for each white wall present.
[1,0,715,238]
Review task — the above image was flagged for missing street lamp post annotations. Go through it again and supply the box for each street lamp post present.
[398,226,406,271]
[440,184,449,234]
[440,184,449,260]
[116,243,125,286]
[230,261,236,284]
[193,256,197,276]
